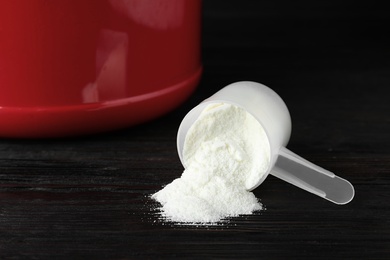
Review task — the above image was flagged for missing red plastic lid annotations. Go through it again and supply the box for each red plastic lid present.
[0,0,202,138]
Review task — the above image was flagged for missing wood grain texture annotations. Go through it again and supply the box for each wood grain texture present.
[1,1,390,259]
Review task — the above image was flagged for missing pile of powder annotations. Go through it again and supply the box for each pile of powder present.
[152,103,270,224]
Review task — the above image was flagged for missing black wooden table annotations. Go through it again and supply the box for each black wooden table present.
[1,1,389,259]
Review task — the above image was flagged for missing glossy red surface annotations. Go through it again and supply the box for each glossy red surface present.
[0,0,202,138]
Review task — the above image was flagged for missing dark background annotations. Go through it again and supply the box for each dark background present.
[1,1,390,259]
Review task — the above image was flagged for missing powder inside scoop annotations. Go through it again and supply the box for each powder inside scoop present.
[152,103,270,224]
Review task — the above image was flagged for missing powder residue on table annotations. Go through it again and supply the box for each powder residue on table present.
[152,103,270,224]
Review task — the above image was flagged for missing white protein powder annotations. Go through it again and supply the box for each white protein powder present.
[152,103,270,224]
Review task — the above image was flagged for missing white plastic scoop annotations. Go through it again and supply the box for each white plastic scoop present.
[177,81,354,205]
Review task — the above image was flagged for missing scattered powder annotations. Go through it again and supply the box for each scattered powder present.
[152,103,270,224]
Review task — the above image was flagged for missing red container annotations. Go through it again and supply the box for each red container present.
[0,0,202,138]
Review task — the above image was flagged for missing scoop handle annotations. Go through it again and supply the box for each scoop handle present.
[270,147,355,205]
